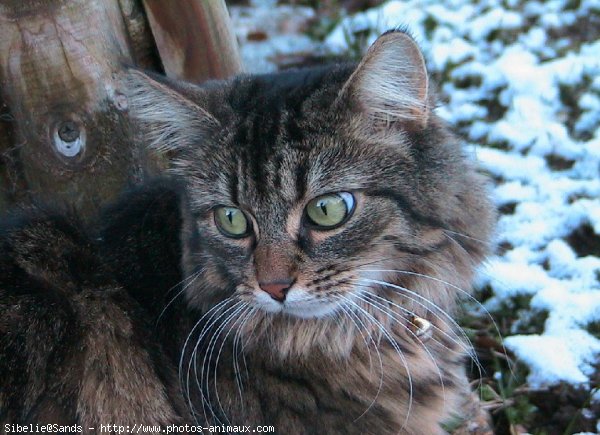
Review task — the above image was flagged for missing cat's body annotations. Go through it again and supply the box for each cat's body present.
[1,31,494,434]
[0,181,190,429]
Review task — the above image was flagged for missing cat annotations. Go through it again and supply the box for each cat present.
[0,29,494,434]
[0,180,192,430]
[124,30,496,434]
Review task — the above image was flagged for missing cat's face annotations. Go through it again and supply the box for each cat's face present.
[180,123,423,319]
[127,32,493,327]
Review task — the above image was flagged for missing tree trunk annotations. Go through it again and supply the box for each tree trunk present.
[0,0,241,216]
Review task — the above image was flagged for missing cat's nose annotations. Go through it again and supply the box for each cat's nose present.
[259,279,293,302]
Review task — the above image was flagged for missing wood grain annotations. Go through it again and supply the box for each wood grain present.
[142,0,243,82]
[0,0,241,216]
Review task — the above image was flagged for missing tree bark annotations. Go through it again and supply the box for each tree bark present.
[143,0,243,81]
[0,0,242,216]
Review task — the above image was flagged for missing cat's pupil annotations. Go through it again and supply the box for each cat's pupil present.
[319,202,328,215]
[214,206,248,237]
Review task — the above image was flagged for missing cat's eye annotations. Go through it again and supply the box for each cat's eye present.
[214,206,250,238]
[305,192,355,230]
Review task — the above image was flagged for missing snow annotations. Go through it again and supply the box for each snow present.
[231,0,600,393]
[229,2,319,73]
[503,333,598,386]
[468,8,523,41]
[430,37,475,70]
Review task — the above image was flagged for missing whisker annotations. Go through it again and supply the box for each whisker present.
[232,307,256,416]
[179,297,236,423]
[403,255,491,387]
[443,229,490,246]
[209,303,251,425]
[361,288,477,362]
[336,302,374,372]
[362,270,496,335]
[339,295,413,431]
[156,267,204,325]
[336,300,385,422]
[353,292,447,414]
[239,306,265,381]
[359,277,485,391]
[179,297,236,378]
[195,301,246,425]
[356,277,479,361]
[361,270,513,378]
[185,299,241,424]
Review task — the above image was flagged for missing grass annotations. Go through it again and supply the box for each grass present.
[460,295,600,434]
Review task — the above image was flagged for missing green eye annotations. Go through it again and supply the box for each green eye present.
[214,206,250,237]
[305,192,355,229]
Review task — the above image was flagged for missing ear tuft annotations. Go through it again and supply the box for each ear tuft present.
[340,31,430,128]
[123,70,219,154]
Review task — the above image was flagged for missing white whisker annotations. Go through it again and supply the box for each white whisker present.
[356,277,479,362]
[362,289,475,361]
[156,267,204,325]
[443,229,490,246]
[336,300,385,422]
[361,270,512,378]
[179,297,236,423]
[185,299,241,424]
[340,295,413,431]
[209,303,251,425]
[353,292,447,414]
[232,307,256,416]
[195,301,246,425]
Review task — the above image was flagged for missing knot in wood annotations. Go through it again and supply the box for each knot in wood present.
[52,118,85,158]
[114,93,128,111]
[58,121,79,142]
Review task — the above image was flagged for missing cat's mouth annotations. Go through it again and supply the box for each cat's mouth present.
[252,287,340,319]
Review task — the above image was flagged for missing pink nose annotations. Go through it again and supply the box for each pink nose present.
[259,280,293,302]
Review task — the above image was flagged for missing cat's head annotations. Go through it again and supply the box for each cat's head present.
[126,31,494,352]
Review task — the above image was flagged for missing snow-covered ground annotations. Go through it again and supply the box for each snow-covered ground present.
[230,2,320,72]
[230,0,600,410]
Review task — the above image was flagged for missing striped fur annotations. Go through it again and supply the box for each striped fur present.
[127,31,495,434]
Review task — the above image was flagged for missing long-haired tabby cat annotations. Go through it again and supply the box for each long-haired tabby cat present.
[0,31,494,434]
[126,30,495,433]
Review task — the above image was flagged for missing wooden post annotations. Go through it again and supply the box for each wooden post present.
[0,0,242,216]
[143,0,243,81]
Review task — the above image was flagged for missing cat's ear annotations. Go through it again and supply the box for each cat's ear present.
[338,30,430,128]
[124,70,219,154]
